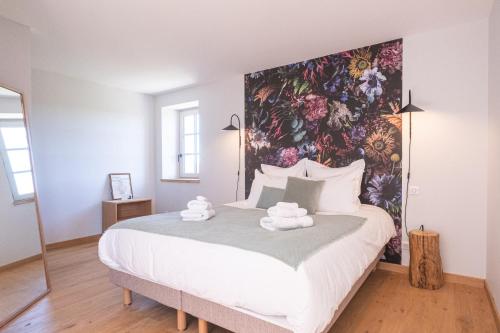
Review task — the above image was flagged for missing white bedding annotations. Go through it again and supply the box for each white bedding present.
[98,202,396,333]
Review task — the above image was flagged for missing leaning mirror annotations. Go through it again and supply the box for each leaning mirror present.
[0,86,50,327]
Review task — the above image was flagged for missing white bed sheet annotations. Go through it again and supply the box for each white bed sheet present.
[98,202,396,333]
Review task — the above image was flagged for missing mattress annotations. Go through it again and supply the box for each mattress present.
[98,202,396,333]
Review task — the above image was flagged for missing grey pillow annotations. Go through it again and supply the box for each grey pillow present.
[282,177,325,214]
[256,186,286,209]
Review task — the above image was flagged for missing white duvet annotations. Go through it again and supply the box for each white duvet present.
[98,202,396,333]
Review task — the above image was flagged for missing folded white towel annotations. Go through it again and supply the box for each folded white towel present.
[259,218,277,231]
[267,206,307,218]
[276,202,299,209]
[259,216,314,231]
[181,209,215,221]
[196,195,207,202]
[187,200,212,211]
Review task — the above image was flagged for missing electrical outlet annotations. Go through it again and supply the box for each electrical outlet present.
[409,186,420,195]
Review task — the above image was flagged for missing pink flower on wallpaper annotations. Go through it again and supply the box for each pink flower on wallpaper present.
[279,147,299,167]
[377,41,402,74]
[302,94,328,121]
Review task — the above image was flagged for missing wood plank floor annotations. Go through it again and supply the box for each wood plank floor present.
[1,243,498,333]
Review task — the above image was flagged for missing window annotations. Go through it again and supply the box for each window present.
[0,119,34,202]
[160,100,200,181]
[178,109,200,177]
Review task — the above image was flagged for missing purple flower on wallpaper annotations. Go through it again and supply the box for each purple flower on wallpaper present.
[339,91,349,103]
[278,147,299,167]
[377,41,403,74]
[366,174,402,213]
[359,68,386,103]
[297,141,317,159]
[302,94,328,121]
[350,125,367,143]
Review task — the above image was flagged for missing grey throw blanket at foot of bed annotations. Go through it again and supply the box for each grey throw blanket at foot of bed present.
[109,206,366,269]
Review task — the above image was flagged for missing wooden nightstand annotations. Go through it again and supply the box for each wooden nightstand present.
[409,229,444,290]
[102,198,153,231]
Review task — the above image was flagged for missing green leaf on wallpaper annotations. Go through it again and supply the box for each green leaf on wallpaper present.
[292,77,300,94]
[298,81,309,95]
[293,130,307,142]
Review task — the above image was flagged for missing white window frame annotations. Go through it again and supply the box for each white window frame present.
[0,119,35,203]
[178,108,200,178]
[160,100,200,181]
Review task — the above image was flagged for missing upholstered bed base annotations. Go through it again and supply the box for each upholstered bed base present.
[109,248,384,333]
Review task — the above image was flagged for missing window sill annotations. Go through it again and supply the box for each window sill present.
[13,197,35,205]
[161,178,200,184]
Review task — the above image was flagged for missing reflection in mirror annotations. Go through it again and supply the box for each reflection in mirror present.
[0,86,49,327]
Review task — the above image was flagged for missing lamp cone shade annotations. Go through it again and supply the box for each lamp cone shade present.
[222,124,239,131]
[397,90,424,114]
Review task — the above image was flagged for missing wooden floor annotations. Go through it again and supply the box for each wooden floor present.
[1,243,498,333]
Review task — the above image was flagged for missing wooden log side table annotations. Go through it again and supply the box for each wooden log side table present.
[409,230,444,290]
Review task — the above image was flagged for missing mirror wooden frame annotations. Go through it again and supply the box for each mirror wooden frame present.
[0,84,51,328]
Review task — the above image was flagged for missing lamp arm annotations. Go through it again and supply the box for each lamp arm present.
[229,113,242,201]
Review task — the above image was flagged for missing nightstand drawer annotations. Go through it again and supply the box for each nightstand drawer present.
[102,198,153,230]
[117,201,151,220]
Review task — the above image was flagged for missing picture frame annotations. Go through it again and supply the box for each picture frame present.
[109,173,133,200]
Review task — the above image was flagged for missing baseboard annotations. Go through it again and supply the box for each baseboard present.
[46,234,101,251]
[377,262,485,288]
[485,280,500,332]
[0,254,42,273]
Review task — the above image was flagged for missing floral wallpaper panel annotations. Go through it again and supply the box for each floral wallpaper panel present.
[244,39,403,263]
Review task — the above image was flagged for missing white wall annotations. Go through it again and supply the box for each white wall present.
[0,16,42,265]
[154,20,490,278]
[402,19,489,278]
[30,69,155,244]
[487,0,500,310]
[154,76,244,212]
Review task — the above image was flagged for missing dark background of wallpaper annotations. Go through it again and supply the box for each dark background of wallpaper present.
[244,39,403,263]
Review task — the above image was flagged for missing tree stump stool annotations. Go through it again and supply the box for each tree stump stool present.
[409,230,444,290]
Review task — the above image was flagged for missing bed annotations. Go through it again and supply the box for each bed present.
[98,201,396,333]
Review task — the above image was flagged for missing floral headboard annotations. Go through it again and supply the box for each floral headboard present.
[244,39,403,263]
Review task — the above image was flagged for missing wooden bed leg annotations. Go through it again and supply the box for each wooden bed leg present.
[177,310,187,331]
[123,288,132,305]
[198,318,208,333]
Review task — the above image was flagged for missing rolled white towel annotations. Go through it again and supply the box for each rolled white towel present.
[259,217,277,231]
[272,216,314,229]
[276,202,299,209]
[181,209,215,221]
[180,210,203,218]
[259,216,314,231]
[187,200,212,211]
[196,195,207,202]
[267,206,307,218]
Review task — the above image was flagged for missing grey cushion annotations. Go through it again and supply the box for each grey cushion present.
[256,186,286,209]
[282,177,325,214]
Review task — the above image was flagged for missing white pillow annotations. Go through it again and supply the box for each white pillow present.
[247,170,288,208]
[305,160,365,213]
[261,158,307,177]
[313,168,363,213]
[306,159,365,178]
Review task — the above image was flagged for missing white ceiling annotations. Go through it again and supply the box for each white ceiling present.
[0,0,493,95]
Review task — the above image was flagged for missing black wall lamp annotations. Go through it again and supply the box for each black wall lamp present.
[396,90,424,235]
[222,114,241,201]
